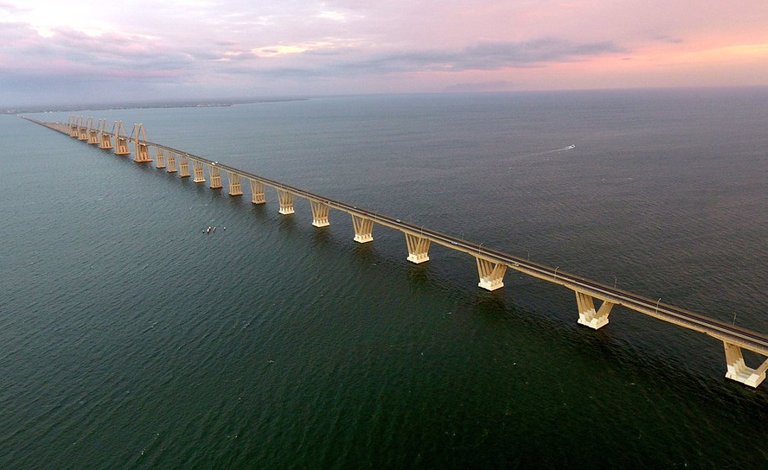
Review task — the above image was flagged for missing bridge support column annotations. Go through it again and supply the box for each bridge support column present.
[723,342,768,388]
[207,164,222,189]
[97,120,111,150]
[575,291,614,329]
[227,172,242,196]
[112,121,130,155]
[155,148,166,169]
[87,129,99,145]
[476,257,507,291]
[134,142,151,162]
[166,152,177,173]
[115,137,130,155]
[352,215,374,243]
[131,124,152,163]
[310,200,330,227]
[68,117,79,138]
[179,157,191,178]
[405,233,430,264]
[249,179,265,204]
[277,189,294,214]
[99,132,113,150]
[193,161,205,183]
[78,125,88,141]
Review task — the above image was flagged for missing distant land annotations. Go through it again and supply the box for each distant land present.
[1,96,310,115]
[7,86,767,115]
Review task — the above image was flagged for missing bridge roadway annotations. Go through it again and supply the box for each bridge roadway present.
[28,117,768,387]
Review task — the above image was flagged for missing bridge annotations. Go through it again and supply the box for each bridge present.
[25,115,768,389]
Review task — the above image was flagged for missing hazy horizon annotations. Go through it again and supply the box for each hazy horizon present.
[10,85,768,115]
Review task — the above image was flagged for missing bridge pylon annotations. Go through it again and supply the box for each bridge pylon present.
[166,151,177,173]
[575,291,614,329]
[405,233,430,264]
[130,123,152,163]
[277,189,294,214]
[207,164,222,189]
[155,147,166,169]
[476,256,506,291]
[724,342,768,387]
[249,179,266,204]
[352,215,374,243]
[112,121,130,155]
[77,116,89,141]
[179,156,191,177]
[98,119,113,150]
[227,172,243,196]
[311,200,330,227]
[86,117,99,145]
[192,160,205,182]
[68,116,79,138]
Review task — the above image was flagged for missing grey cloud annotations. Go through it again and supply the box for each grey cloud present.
[0,23,201,74]
[459,39,625,69]
[443,81,518,93]
[257,38,625,78]
[653,34,684,44]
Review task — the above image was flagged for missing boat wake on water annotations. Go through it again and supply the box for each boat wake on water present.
[508,144,576,166]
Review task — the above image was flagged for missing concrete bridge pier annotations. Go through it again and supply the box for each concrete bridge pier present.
[405,233,430,264]
[476,257,506,291]
[723,342,768,387]
[207,164,222,189]
[249,180,266,204]
[115,136,130,155]
[99,133,113,150]
[87,120,99,145]
[179,157,191,177]
[131,124,152,163]
[77,119,89,141]
[98,120,113,150]
[155,148,166,169]
[575,291,614,329]
[277,189,294,214]
[113,121,130,156]
[68,117,79,138]
[192,160,205,183]
[310,200,330,227]
[352,215,374,243]
[227,172,242,196]
[166,152,177,173]
[134,142,151,162]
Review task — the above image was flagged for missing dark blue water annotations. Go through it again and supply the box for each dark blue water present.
[2,89,768,467]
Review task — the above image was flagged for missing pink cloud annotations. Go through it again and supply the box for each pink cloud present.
[1,0,767,105]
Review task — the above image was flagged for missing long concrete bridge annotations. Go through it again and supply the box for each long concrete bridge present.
[26,115,768,389]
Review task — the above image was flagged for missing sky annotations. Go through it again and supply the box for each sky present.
[1,0,767,106]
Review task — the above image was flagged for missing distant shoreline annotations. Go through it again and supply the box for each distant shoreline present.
[2,97,310,115]
[6,86,768,116]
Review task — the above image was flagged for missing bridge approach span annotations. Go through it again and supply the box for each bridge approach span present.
[29,116,768,389]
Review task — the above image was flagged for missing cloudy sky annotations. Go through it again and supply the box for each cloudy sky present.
[1,0,767,106]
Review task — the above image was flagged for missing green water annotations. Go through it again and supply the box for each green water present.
[2,91,768,467]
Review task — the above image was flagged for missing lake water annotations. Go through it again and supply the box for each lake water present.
[2,89,768,467]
